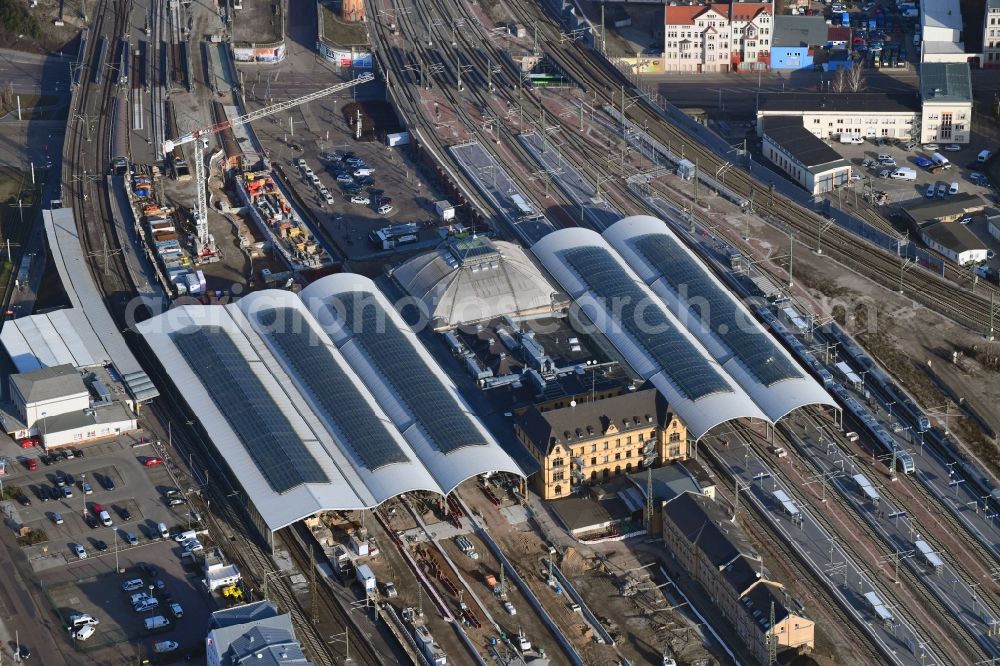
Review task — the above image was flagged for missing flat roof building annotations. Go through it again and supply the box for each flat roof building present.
[756,93,920,144]
[901,192,986,226]
[920,62,972,144]
[921,221,988,265]
[137,275,524,547]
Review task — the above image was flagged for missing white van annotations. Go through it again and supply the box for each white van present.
[158,522,169,539]
[353,167,374,177]
[173,529,197,543]
[979,150,992,162]
[99,510,113,527]
[144,615,170,631]
[69,613,100,628]
[931,152,951,168]
[840,134,864,144]
[890,168,916,180]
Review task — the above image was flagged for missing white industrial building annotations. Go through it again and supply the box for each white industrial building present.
[390,235,564,330]
[760,117,852,194]
[531,220,836,439]
[136,275,524,548]
[756,92,921,141]
[0,364,137,447]
[919,0,967,62]
[921,222,988,265]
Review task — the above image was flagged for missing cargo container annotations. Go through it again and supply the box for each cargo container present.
[386,131,410,146]
[356,564,376,593]
[434,200,455,221]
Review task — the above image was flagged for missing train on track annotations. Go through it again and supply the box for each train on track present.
[757,306,915,475]
[74,29,89,86]
[118,38,130,86]
[92,36,106,85]
[109,94,129,174]
[527,72,569,87]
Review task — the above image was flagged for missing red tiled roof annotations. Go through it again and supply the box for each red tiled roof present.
[730,2,771,21]
[665,3,728,25]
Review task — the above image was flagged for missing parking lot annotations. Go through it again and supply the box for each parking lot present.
[42,540,212,658]
[0,433,198,571]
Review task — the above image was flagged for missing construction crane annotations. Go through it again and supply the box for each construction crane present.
[162,72,374,256]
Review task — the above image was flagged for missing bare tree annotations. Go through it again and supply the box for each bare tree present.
[847,61,867,92]
[831,67,847,93]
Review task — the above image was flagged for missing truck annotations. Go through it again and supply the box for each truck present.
[356,563,376,594]
[385,131,410,147]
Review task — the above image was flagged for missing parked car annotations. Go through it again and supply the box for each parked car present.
[99,510,113,527]
[25,458,38,471]
[124,531,139,546]
[960,215,973,225]
[923,143,940,151]
[122,578,145,592]
[119,507,132,520]
[936,182,948,197]
[62,486,73,499]
[36,486,50,502]
[949,182,959,195]
[94,540,108,551]
[378,204,393,215]
[63,471,75,484]
[81,482,92,495]
[51,512,64,525]
[84,515,98,529]
[925,183,935,197]
[16,495,30,506]
[72,543,88,559]
[169,602,184,618]
[100,475,116,491]
[336,174,353,184]
[167,498,186,506]
[913,156,932,168]
[55,472,66,487]
[349,195,370,205]
[134,599,159,613]
[944,144,962,152]
[142,457,164,467]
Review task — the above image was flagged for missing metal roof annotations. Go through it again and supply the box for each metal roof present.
[920,62,972,103]
[137,282,523,534]
[757,92,920,114]
[43,208,158,402]
[0,309,98,372]
[531,228,769,439]
[772,15,828,47]
[9,364,86,403]
[301,274,525,494]
[761,117,851,173]
[604,216,836,424]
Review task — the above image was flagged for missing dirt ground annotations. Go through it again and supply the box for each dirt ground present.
[0,0,83,55]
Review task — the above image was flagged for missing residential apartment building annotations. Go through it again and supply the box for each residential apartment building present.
[662,492,816,662]
[663,1,773,72]
[514,388,688,500]
[984,0,1000,68]
[920,62,972,143]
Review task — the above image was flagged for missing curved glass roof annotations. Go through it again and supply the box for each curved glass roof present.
[328,292,489,455]
[630,233,802,387]
[252,306,412,471]
[562,246,733,401]
[170,326,328,493]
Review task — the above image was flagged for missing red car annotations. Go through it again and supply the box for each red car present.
[142,457,164,467]
[18,437,38,449]
[91,502,104,515]
[25,458,38,471]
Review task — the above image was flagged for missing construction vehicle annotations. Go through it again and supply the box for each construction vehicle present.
[162,73,373,257]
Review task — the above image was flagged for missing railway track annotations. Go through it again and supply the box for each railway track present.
[493,0,998,334]
[734,423,984,665]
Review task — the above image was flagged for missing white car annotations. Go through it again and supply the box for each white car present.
[131,592,154,606]
[944,144,962,152]
[349,195,370,205]
[504,601,517,615]
[73,624,96,641]
[949,182,959,195]
[960,215,973,225]
[378,204,393,215]
[925,183,935,198]
[923,143,940,151]
[72,543,88,559]
[122,578,145,592]
[169,602,184,618]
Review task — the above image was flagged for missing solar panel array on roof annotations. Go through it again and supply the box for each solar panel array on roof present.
[171,327,328,493]
[632,234,802,387]
[331,293,488,454]
[253,307,411,471]
[561,246,732,401]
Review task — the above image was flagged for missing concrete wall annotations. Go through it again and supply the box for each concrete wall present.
[42,415,137,448]
[770,46,813,70]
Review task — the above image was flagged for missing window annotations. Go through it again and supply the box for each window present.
[626,450,632,458]
[552,457,564,467]
[603,442,609,450]
[591,443,597,453]
[638,433,644,442]
[669,432,681,443]
[553,471,565,482]
[669,446,681,457]
[554,485,562,495]
[615,452,621,461]
[603,455,610,464]
[626,436,632,445]
[814,118,821,124]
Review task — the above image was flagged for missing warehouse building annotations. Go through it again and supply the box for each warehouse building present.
[759,116,852,194]
[137,275,524,549]
[532,219,836,440]
[391,235,564,331]
[921,222,988,265]
[901,192,987,226]
[756,92,921,141]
